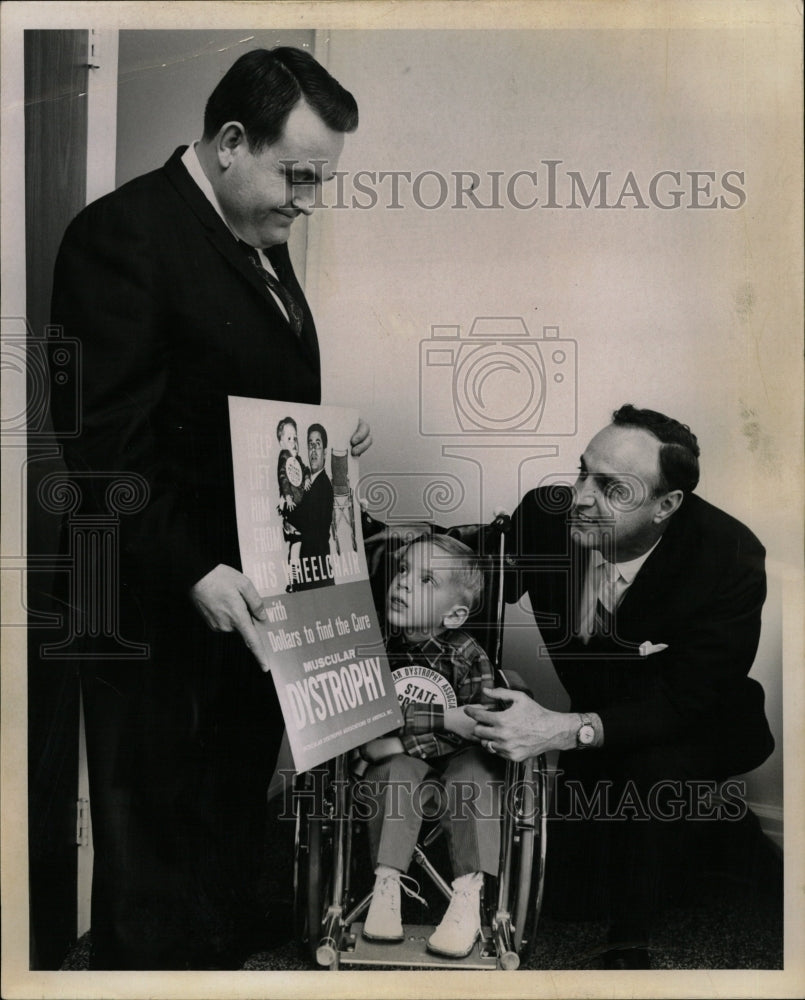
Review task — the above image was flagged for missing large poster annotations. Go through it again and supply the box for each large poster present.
[229,396,401,771]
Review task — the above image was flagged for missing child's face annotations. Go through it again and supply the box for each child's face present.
[280,423,298,455]
[386,541,466,639]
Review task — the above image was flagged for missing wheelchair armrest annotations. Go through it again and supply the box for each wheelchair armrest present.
[499,669,535,698]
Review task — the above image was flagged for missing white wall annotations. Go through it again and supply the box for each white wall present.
[310,28,802,822]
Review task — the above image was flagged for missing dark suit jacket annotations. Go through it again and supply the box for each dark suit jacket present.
[49,147,329,966]
[50,146,320,612]
[286,469,335,588]
[49,147,324,792]
[507,486,773,769]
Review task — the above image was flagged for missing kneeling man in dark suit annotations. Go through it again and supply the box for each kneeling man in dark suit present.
[466,404,774,969]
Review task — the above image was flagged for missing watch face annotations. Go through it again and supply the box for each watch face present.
[578,724,595,746]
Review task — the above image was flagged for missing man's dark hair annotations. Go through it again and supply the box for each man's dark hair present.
[307,422,328,450]
[203,47,358,149]
[612,403,701,495]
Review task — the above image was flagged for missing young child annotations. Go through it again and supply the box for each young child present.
[276,417,310,591]
[357,534,503,959]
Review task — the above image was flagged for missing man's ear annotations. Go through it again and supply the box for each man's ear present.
[216,121,247,167]
[654,489,683,524]
[442,604,470,630]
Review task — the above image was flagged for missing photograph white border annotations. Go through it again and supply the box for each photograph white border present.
[2,2,803,998]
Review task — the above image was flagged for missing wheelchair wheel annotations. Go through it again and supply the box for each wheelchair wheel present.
[510,754,548,961]
[305,813,327,961]
[293,758,351,967]
[486,754,548,968]
[292,771,315,954]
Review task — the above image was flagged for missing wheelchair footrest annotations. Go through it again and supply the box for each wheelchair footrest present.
[337,923,499,969]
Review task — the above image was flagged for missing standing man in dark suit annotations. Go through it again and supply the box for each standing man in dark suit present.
[285,422,335,590]
[49,48,370,969]
[467,404,774,969]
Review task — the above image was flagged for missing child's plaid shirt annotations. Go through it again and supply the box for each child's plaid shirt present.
[385,629,495,759]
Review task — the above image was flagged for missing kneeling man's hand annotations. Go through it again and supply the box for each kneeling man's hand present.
[465,689,578,760]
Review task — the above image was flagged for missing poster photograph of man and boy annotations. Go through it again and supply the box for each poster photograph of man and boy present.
[1,2,802,999]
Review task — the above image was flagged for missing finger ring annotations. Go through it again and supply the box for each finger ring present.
[484,740,497,754]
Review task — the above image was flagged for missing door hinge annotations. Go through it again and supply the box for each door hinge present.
[76,797,91,847]
[86,28,100,70]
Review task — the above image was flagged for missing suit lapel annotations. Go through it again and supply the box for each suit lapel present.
[570,536,588,628]
[535,512,585,642]
[616,505,690,628]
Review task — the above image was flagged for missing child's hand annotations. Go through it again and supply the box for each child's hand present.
[286,497,296,511]
[304,479,311,491]
[443,706,479,740]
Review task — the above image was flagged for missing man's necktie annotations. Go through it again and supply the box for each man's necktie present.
[239,241,304,337]
[593,596,614,638]
[579,556,618,643]
[594,560,619,638]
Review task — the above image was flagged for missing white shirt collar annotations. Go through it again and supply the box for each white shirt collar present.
[591,537,662,584]
[180,142,283,292]
[181,142,235,236]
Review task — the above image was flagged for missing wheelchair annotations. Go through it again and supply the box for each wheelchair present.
[292,513,548,970]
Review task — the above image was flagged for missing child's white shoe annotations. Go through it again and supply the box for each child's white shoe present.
[363,866,404,941]
[427,871,483,958]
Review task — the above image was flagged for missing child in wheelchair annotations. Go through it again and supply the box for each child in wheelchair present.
[356,533,504,958]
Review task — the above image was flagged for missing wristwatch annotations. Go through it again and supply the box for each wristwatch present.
[576,712,596,749]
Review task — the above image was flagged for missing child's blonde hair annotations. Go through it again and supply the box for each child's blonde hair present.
[403,534,484,616]
[276,416,297,441]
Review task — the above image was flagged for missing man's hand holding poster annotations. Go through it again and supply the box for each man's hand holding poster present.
[229,396,401,772]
